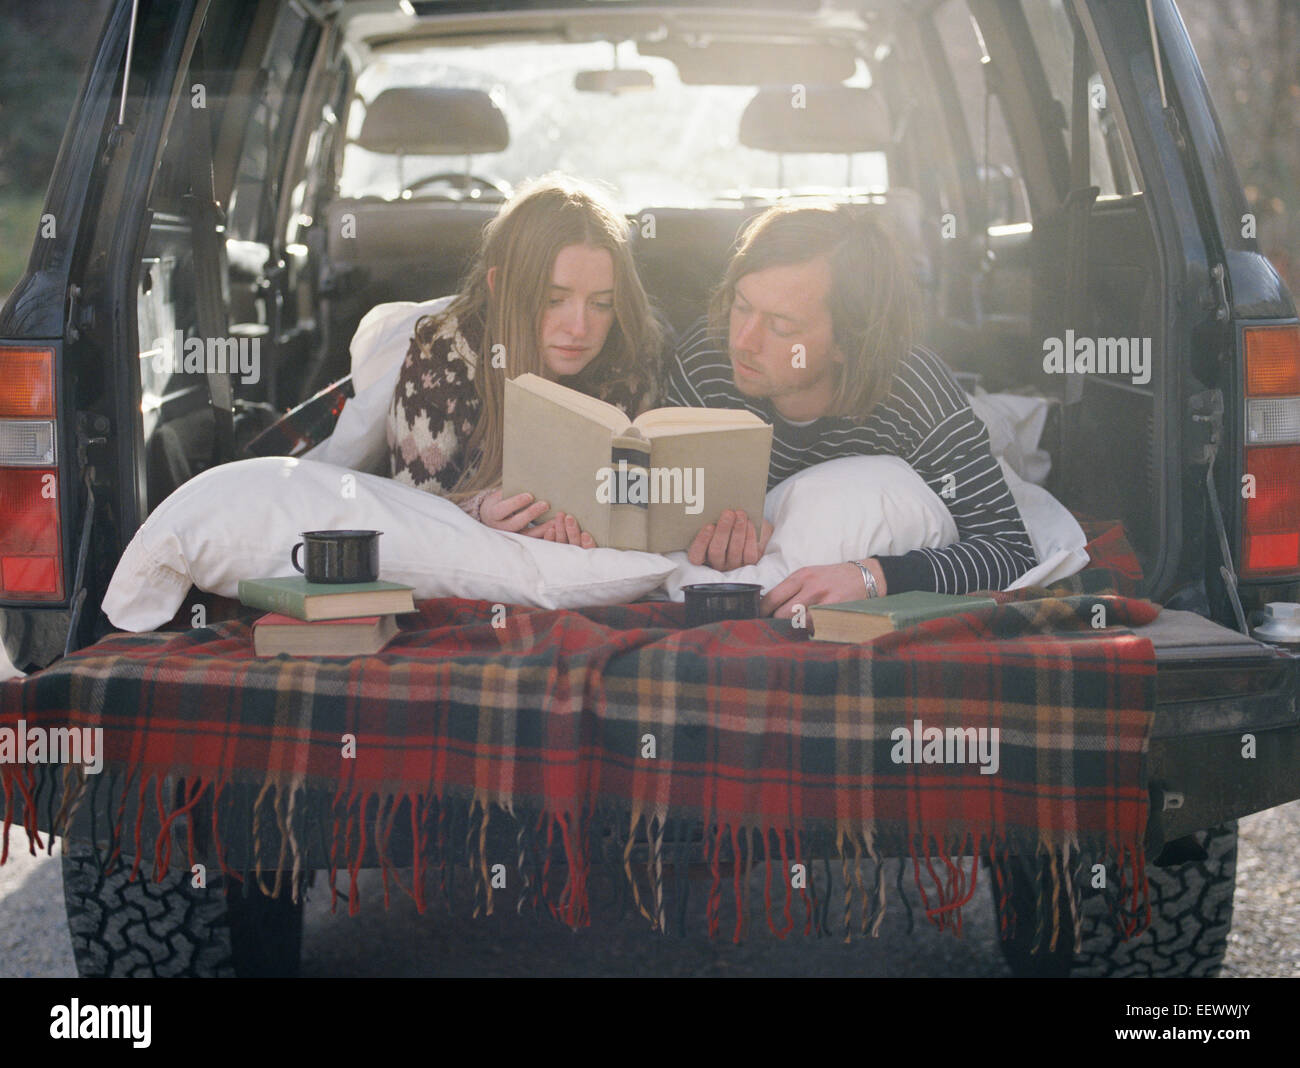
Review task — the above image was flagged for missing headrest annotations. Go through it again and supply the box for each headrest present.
[355,87,509,155]
[738,85,891,154]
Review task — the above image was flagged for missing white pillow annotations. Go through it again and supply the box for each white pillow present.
[995,459,1090,589]
[661,454,1088,598]
[102,457,675,632]
[967,389,1053,486]
[663,455,958,599]
[302,296,455,474]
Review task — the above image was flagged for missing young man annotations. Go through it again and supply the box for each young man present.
[665,203,1037,617]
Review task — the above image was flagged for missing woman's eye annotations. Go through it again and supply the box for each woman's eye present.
[592,302,613,312]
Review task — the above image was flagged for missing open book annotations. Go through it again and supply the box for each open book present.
[502,373,773,553]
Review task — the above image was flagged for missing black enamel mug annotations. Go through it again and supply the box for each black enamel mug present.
[291,529,381,584]
[682,582,762,626]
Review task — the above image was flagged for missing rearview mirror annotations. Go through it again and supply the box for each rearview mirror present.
[574,68,655,94]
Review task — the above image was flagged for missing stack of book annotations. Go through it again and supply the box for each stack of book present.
[237,576,417,657]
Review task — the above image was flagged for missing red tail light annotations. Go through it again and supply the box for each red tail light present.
[0,468,63,598]
[0,344,63,601]
[1241,444,1300,577]
[1240,325,1300,580]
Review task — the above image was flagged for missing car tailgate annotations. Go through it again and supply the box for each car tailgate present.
[1141,609,1300,847]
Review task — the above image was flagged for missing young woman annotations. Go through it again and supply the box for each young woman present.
[386,174,663,546]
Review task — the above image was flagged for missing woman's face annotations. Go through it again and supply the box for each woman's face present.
[539,243,616,378]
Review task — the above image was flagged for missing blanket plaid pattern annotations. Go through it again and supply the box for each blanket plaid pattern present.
[1,521,1156,944]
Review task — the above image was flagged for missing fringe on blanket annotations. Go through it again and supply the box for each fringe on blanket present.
[0,762,1152,946]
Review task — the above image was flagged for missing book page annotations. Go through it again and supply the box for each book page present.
[632,406,766,436]
[644,423,772,552]
[508,373,631,433]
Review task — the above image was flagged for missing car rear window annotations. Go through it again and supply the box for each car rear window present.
[338,41,890,210]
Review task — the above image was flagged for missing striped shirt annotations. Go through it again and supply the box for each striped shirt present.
[666,318,1037,594]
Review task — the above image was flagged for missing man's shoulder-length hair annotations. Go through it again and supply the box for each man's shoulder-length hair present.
[707,202,917,420]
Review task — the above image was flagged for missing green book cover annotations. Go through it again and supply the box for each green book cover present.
[238,576,416,621]
[816,591,996,622]
[810,591,996,641]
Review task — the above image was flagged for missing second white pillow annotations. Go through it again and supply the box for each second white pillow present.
[662,455,958,600]
[660,453,1088,598]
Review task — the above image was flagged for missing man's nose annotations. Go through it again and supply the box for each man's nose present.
[732,308,761,353]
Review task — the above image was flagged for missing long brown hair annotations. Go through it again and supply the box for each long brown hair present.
[434,173,661,500]
[708,203,916,420]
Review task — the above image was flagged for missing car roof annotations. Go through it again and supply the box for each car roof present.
[335,0,890,68]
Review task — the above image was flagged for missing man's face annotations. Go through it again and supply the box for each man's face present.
[727,256,845,421]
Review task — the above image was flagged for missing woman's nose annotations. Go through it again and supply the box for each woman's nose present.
[565,302,589,338]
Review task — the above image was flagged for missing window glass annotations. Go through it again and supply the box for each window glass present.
[932,0,1030,226]
[227,5,312,241]
[933,0,1140,211]
[1019,0,1142,196]
[339,45,889,211]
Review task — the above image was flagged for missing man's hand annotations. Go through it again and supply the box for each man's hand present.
[687,510,774,570]
[760,558,887,618]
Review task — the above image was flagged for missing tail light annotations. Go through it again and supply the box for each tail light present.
[1241,325,1300,579]
[0,345,63,600]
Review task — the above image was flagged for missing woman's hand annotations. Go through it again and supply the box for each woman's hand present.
[479,489,551,533]
[533,511,596,549]
[759,559,887,619]
[478,488,596,548]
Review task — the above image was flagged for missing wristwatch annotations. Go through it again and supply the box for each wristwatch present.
[853,559,879,598]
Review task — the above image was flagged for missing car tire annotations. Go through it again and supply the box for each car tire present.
[61,840,305,978]
[995,822,1238,978]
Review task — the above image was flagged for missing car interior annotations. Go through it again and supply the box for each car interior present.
[132,0,1168,593]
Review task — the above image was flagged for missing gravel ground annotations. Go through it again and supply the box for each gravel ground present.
[2,800,1297,977]
[1221,800,1300,977]
[0,837,75,978]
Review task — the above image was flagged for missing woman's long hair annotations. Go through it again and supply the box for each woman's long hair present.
[431,173,661,501]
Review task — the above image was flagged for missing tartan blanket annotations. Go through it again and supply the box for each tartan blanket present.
[1,520,1156,943]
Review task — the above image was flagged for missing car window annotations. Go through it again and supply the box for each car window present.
[1017,0,1143,197]
[226,3,316,242]
[338,42,889,210]
[933,0,1141,217]
[931,0,1030,227]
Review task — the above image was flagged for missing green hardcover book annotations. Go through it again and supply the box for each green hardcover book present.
[808,591,997,643]
[237,576,416,622]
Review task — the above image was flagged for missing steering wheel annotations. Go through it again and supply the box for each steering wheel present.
[402,171,511,199]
